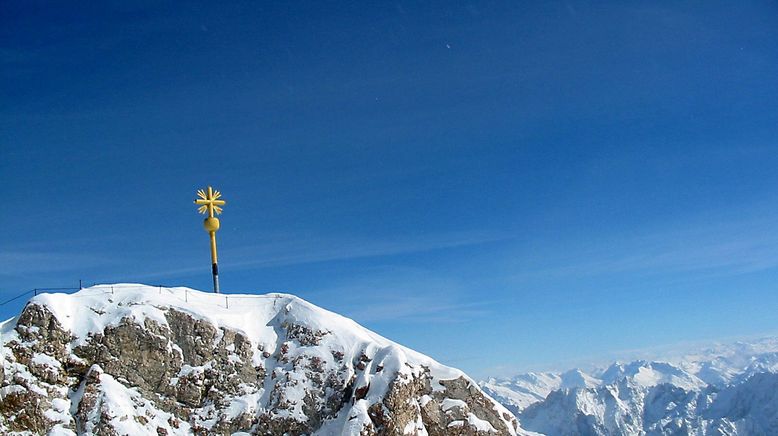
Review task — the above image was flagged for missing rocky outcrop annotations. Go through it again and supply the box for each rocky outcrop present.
[0,285,520,435]
[1,304,73,434]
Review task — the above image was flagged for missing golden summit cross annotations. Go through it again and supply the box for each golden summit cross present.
[195,187,225,217]
[194,186,226,293]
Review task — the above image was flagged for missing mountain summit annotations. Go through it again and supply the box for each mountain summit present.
[0,284,519,435]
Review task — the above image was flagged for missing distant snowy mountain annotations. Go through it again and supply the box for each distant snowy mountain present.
[478,369,599,414]
[480,338,778,435]
[0,284,521,435]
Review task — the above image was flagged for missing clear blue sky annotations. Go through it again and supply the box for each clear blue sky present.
[2,1,778,378]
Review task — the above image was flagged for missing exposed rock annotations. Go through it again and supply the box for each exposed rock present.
[0,284,520,435]
[74,317,183,397]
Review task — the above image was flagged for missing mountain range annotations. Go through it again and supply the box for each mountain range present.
[480,338,778,435]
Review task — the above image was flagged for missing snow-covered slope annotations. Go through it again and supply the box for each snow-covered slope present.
[479,369,599,415]
[480,338,778,435]
[0,284,521,435]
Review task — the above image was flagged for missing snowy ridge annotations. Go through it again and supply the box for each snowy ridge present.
[480,338,778,435]
[479,369,599,414]
[14,284,448,374]
[0,284,520,435]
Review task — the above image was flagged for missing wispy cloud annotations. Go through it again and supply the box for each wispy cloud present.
[343,297,495,324]
[0,250,114,276]
[0,237,129,278]
[226,231,510,269]
[509,213,778,284]
[133,230,511,280]
[305,265,503,324]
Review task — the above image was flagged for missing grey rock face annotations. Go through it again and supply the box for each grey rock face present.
[0,289,518,435]
[1,304,73,433]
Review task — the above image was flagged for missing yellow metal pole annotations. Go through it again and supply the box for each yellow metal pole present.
[210,230,220,293]
[209,231,218,264]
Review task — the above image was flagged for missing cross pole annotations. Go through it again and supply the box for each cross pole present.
[194,186,226,293]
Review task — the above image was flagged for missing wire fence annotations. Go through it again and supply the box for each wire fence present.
[0,286,82,306]
[0,282,287,310]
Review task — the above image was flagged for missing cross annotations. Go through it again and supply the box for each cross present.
[195,187,226,218]
[194,186,227,293]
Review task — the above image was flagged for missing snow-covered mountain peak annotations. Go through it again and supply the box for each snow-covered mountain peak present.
[559,368,598,389]
[1,284,520,435]
[598,359,705,390]
[480,337,778,435]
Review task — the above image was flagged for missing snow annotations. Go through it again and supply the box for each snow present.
[224,391,262,420]
[43,397,71,424]
[468,412,497,432]
[86,370,191,434]
[0,385,26,396]
[48,424,77,436]
[482,338,778,415]
[479,372,565,414]
[0,284,518,435]
[441,398,467,411]
[10,284,463,379]
[178,363,210,377]
[481,337,778,435]
[32,352,62,368]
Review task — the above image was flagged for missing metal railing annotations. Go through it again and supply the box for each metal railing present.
[0,286,82,306]
[0,283,287,310]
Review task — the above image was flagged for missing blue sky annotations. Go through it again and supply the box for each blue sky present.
[2,1,778,378]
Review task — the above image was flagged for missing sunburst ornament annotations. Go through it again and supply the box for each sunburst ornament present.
[193,186,227,293]
[195,187,225,216]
